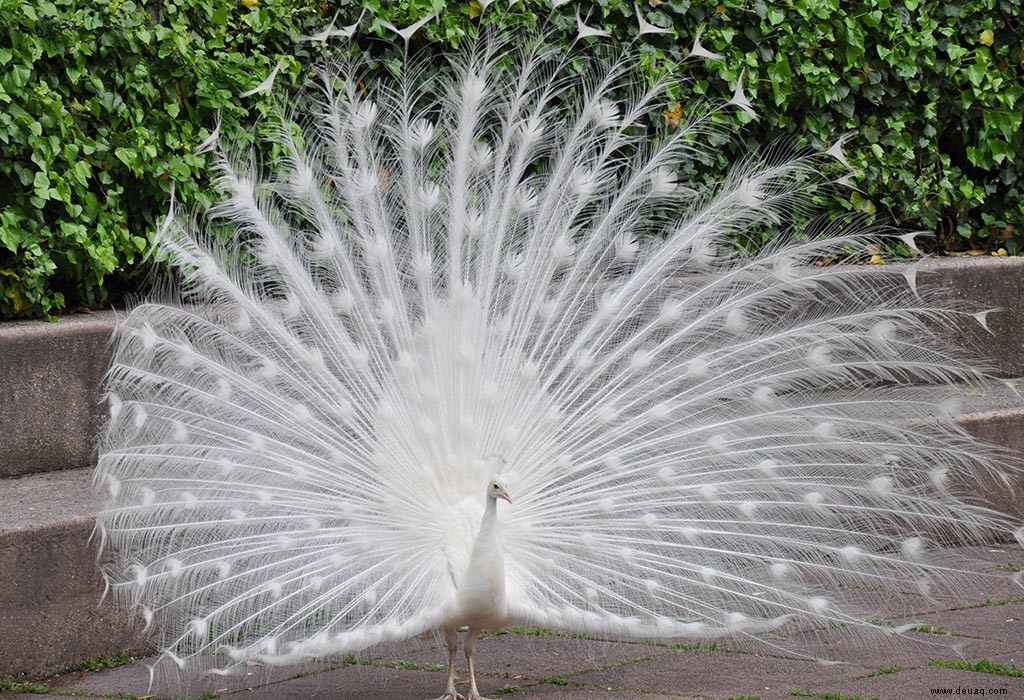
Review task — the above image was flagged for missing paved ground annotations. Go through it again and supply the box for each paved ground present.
[5,545,1024,700]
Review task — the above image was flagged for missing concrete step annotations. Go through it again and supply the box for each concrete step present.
[1,256,1023,679]
[1,258,1022,482]
[19,547,1024,700]
[0,468,149,679]
[2,386,1023,680]
[912,255,1024,378]
[0,310,118,479]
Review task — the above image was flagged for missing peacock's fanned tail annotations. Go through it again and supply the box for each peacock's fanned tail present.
[95,36,1022,672]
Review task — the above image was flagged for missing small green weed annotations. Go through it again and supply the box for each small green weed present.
[791,689,878,700]
[869,665,902,676]
[482,626,589,640]
[385,660,444,672]
[2,680,43,693]
[65,652,135,673]
[0,679,92,695]
[675,641,728,652]
[929,658,1024,677]
[955,595,1024,610]
[995,562,1024,573]
[910,624,961,636]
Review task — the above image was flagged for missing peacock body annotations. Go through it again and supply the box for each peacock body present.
[95,28,1022,697]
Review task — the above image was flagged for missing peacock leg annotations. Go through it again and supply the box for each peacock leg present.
[432,626,464,700]
[463,627,490,700]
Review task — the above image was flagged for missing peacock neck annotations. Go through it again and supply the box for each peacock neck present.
[481,495,498,528]
[453,491,508,627]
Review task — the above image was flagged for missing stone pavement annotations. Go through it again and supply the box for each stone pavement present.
[5,545,1024,700]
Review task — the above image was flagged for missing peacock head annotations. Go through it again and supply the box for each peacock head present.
[487,476,513,505]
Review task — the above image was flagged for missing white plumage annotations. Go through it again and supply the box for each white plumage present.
[95,32,1021,698]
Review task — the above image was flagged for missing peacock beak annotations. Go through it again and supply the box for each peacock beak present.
[501,491,513,505]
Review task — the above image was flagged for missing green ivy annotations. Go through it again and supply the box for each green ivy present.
[567,0,1023,253]
[1,0,1021,319]
[0,0,321,318]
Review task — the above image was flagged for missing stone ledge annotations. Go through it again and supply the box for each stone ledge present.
[915,255,1024,378]
[0,310,120,479]
[1,258,1021,481]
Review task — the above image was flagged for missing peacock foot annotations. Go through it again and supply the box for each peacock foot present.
[432,693,464,700]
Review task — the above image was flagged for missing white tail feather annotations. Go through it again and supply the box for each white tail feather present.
[96,34,1022,675]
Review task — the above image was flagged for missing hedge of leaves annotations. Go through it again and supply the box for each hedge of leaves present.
[1,0,1021,319]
